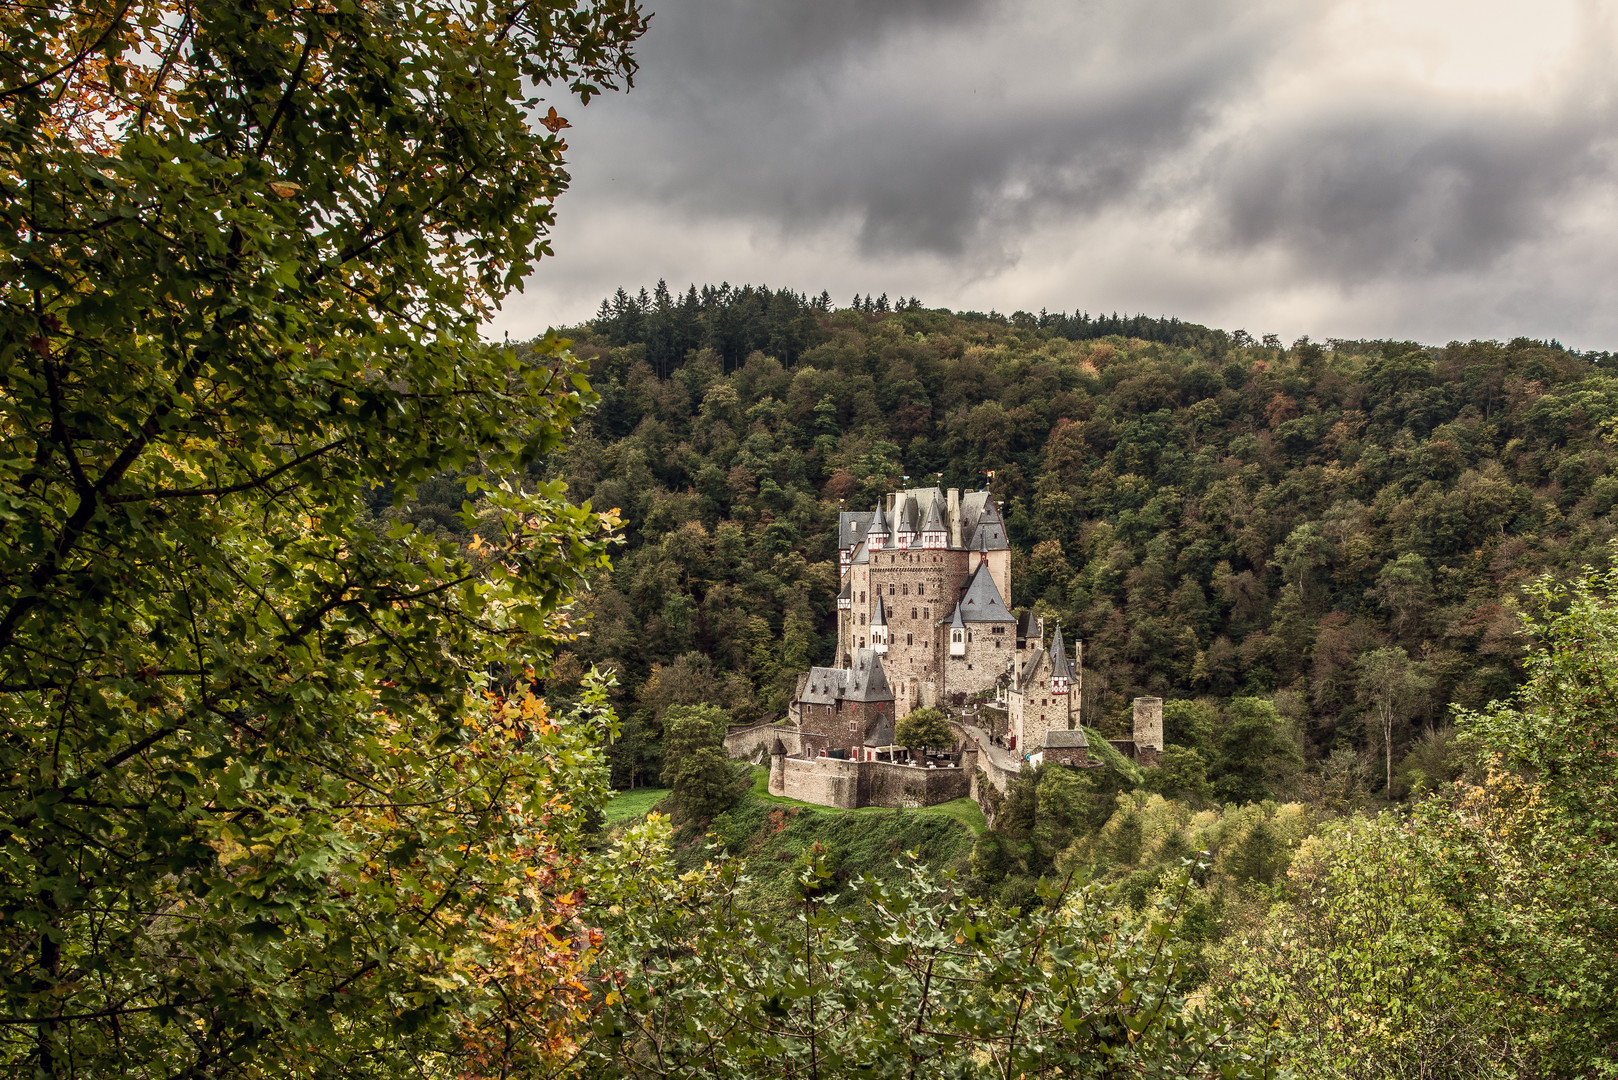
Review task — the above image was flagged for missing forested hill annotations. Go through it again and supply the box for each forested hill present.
[492,285,1618,786]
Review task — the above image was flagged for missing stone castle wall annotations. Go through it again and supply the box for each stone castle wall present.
[724,723,802,760]
[769,754,973,809]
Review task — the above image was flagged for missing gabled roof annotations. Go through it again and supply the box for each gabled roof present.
[799,666,849,705]
[970,497,1010,551]
[844,648,893,702]
[871,595,887,626]
[1044,728,1089,748]
[955,563,1015,623]
[851,538,869,565]
[921,497,947,534]
[839,511,874,551]
[1049,623,1076,680]
[897,495,918,533]
[1016,647,1046,691]
[863,711,895,747]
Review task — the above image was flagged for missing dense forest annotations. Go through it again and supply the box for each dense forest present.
[438,283,1618,794]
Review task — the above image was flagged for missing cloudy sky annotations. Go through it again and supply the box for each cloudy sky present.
[489,0,1618,350]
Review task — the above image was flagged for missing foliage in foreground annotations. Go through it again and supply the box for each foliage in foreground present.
[1226,565,1618,1079]
[584,818,1279,1080]
[0,0,644,1075]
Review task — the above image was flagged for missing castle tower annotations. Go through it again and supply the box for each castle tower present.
[1049,622,1074,723]
[921,496,948,550]
[1132,696,1163,766]
[895,494,917,548]
[868,499,889,553]
[870,595,889,654]
[948,607,966,656]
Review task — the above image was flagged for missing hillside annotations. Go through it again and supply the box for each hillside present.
[400,288,1618,792]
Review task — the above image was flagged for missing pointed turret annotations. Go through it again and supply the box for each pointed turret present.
[921,495,948,549]
[868,499,890,552]
[870,596,889,654]
[973,496,1010,550]
[896,495,918,547]
[1049,623,1074,697]
[948,605,966,656]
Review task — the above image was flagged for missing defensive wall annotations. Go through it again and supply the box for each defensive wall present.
[768,752,974,809]
[724,722,803,760]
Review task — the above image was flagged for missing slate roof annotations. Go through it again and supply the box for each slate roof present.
[869,499,890,536]
[871,595,887,626]
[839,511,874,551]
[954,563,1015,623]
[799,666,848,705]
[1049,623,1076,681]
[844,648,893,701]
[863,712,896,747]
[921,497,947,535]
[850,538,869,565]
[839,581,851,601]
[972,497,1010,550]
[1043,728,1089,748]
[1016,647,1046,692]
[897,496,918,533]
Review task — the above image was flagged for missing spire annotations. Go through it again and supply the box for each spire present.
[1049,622,1074,697]
[870,596,889,653]
[868,499,889,552]
[921,497,948,549]
[1050,622,1074,678]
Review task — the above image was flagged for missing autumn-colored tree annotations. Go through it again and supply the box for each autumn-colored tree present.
[0,1,644,1075]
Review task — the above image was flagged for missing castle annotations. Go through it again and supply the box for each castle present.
[763,487,1124,809]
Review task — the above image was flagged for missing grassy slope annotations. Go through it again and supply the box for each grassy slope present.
[602,786,670,824]
[600,769,983,911]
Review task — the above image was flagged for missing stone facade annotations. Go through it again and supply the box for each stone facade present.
[1008,623,1081,757]
[778,486,1092,810]
[769,748,975,809]
[1108,696,1165,767]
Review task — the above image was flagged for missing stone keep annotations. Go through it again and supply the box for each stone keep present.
[1132,696,1164,767]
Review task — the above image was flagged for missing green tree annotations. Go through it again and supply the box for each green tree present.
[1425,567,1618,1074]
[1230,815,1507,1076]
[1211,698,1302,804]
[587,823,1275,1079]
[660,703,745,823]
[1143,745,1214,806]
[1356,646,1430,797]
[0,1,644,1075]
[895,705,954,753]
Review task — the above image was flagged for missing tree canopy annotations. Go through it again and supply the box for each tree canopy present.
[0,1,644,1075]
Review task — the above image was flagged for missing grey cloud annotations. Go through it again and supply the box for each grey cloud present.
[1205,101,1618,279]
[523,1,1618,347]
[585,0,1283,258]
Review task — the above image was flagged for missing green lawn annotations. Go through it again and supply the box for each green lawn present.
[747,767,988,836]
[602,786,670,824]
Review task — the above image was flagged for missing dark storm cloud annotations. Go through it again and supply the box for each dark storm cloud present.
[581,0,1291,258]
[1206,99,1618,279]
[514,1,1618,347]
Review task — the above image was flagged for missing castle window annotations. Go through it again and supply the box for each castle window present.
[860,591,866,603]
[902,583,909,594]
[967,632,972,642]
[889,584,896,595]
[911,607,917,619]
[923,607,929,619]
[907,633,913,645]
[917,584,925,596]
